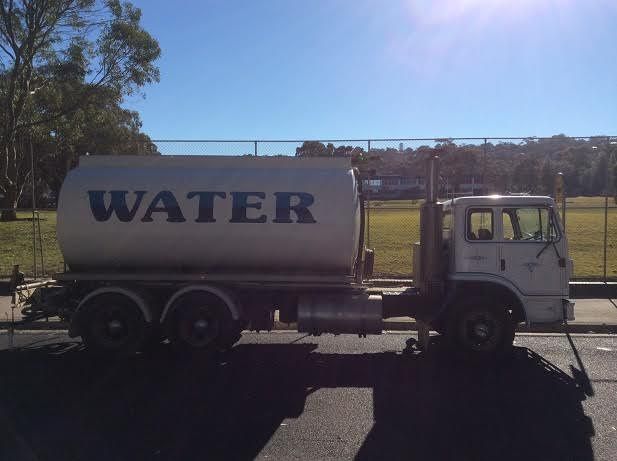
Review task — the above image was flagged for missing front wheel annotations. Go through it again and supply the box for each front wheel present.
[446,299,516,360]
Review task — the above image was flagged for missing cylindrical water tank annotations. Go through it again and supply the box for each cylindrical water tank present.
[57,155,361,276]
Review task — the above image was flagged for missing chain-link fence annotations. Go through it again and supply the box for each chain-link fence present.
[563,198,617,281]
[363,198,617,280]
[2,202,615,281]
[2,136,616,280]
[0,209,63,278]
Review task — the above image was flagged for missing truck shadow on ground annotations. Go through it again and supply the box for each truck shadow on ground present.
[0,339,594,461]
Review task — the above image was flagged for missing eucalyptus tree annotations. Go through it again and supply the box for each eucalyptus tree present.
[0,0,160,220]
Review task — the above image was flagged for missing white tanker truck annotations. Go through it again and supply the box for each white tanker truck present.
[19,154,574,358]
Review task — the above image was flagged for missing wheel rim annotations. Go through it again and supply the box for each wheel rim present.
[91,305,134,349]
[177,305,220,348]
[458,310,502,352]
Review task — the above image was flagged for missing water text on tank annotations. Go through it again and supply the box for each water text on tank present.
[87,190,317,224]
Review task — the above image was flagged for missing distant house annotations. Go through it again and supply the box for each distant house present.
[363,173,486,199]
[459,175,484,194]
[362,174,425,198]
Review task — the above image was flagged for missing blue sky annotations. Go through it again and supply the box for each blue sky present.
[125,0,616,140]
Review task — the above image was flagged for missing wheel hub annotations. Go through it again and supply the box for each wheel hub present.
[459,310,502,352]
[106,318,126,338]
[473,322,490,340]
[194,318,209,333]
[177,306,220,348]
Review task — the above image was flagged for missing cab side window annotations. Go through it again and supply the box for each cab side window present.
[502,207,559,241]
[502,211,516,240]
[467,208,493,241]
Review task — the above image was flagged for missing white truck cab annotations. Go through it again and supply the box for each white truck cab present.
[442,195,574,325]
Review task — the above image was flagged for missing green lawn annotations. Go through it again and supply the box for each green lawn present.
[366,206,617,279]
[1,197,616,279]
[366,208,420,277]
[0,211,64,277]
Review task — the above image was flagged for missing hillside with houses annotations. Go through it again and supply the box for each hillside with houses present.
[296,136,617,199]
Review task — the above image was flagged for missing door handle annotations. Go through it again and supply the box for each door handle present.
[500,259,506,271]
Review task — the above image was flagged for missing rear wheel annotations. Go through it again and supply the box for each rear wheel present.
[446,298,515,360]
[167,292,242,353]
[80,294,148,356]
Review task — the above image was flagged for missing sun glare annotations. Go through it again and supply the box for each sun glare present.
[405,0,573,26]
[387,0,580,75]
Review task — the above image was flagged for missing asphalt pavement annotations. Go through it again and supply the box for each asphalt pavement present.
[1,331,615,461]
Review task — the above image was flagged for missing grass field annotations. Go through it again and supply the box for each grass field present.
[0,211,64,278]
[366,204,617,278]
[1,197,616,279]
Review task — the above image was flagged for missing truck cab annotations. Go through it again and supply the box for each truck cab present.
[413,194,575,357]
[443,195,573,324]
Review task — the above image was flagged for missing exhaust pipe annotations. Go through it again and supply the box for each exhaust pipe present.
[417,156,443,300]
[426,155,440,203]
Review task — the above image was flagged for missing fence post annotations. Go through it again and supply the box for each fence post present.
[562,190,566,229]
[603,136,612,282]
[254,141,258,156]
[482,138,487,195]
[30,135,37,279]
[603,195,609,281]
[555,172,566,229]
[366,140,371,248]
[36,211,45,276]
[31,209,37,278]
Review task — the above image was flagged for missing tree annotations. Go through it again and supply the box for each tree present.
[333,145,351,157]
[540,160,554,195]
[0,0,160,220]
[36,88,157,201]
[439,146,481,193]
[295,141,330,157]
[508,155,539,193]
[590,153,609,195]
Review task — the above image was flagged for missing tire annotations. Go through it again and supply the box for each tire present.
[166,292,242,353]
[446,298,516,360]
[80,294,148,356]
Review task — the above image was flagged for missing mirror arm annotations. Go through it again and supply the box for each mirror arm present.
[536,241,551,259]
[536,240,562,260]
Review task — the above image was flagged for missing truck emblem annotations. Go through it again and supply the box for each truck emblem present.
[523,262,541,272]
[465,254,487,262]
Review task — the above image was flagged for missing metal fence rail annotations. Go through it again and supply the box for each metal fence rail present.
[145,136,616,158]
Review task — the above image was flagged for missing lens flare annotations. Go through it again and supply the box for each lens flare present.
[387,0,587,75]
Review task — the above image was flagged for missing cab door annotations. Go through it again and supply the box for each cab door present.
[456,207,500,275]
[499,207,566,296]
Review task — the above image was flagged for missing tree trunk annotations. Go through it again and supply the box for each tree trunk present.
[0,185,19,221]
